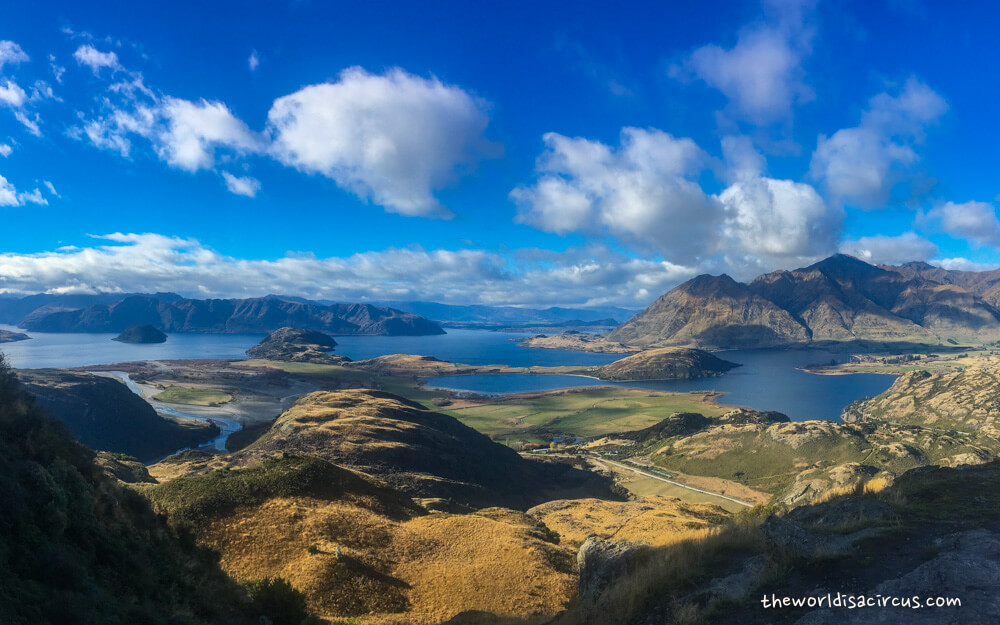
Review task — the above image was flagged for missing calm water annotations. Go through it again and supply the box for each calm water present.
[1,326,894,421]
[425,348,898,421]
[0,326,618,369]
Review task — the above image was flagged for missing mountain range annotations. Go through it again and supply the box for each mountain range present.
[4,294,445,336]
[609,254,1000,349]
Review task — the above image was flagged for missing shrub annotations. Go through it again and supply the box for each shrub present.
[243,577,321,625]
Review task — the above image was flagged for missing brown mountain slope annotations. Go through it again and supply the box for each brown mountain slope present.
[607,274,811,348]
[145,455,578,624]
[611,255,1000,350]
[155,389,617,509]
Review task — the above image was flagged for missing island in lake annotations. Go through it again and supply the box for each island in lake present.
[113,324,167,344]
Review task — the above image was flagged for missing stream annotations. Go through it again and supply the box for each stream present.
[105,371,243,454]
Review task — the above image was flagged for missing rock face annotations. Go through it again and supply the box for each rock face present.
[17,369,218,461]
[245,326,346,364]
[19,294,445,336]
[113,323,167,344]
[609,254,1000,349]
[577,537,650,607]
[596,347,740,380]
[0,328,29,343]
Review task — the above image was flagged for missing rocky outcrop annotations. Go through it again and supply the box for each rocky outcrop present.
[596,346,739,380]
[245,327,347,364]
[577,537,651,607]
[113,323,167,343]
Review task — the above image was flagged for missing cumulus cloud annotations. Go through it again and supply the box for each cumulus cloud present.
[267,67,499,217]
[925,200,1000,248]
[0,41,29,72]
[810,78,947,207]
[719,175,841,263]
[512,127,841,270]
[157,97,259,171]
[222,172,261,197]
[0,143,11,157]
[511,128,721,260]
[0,174,48,207]
[0,78,42,136]
[73,44,121,75]
[672,0,814,123]
[839,232,938,265]
[0,233,701,307]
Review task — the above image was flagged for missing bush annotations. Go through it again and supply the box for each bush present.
[243,577,321,625]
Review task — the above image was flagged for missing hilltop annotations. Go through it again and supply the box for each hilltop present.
[154,389,617,509]
[596,347,740,381]
[518,331,640,353]
[245,327,347,364]
[608,254,1000,349]
[113,323,167,344]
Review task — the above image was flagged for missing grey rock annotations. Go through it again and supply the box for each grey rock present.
[787,496,896,530]
[577,537,650,606]
[797,529,1000,625]
[706,554,768,601]
[761,514,881,559]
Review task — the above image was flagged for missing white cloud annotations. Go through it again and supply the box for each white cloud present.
[810,78,947,207]
[0,41,29,72]
[673,0,814,123]
[839,232,938,265]
[0,143,11,157]
[157,97,259,171]
[222,172,261,197]
[0,174,48,207]
[0,80,27,108]
[0,233,698,307]
[248,50,260,71]
[512,127,841,270]
[512,128,722,260]
[43,180,59,197]
[49,54,66,83]
[73,44,121,75]
[719,175,841,262]
[932,257,1000,272]
[925,200,1000,248]
[267,67,499,217]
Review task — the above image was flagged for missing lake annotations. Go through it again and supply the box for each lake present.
[425,348,898,422]
[0,325,895,421]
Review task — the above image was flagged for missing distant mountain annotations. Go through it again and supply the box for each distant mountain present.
[363,300,637,327]
[0,292,183,324]
[609,254,1000,349]
[17,295,445,336]
[884,260,1000,307]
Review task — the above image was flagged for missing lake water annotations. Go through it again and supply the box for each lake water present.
[1,325,895,421]
[425,348,898,422]
[0,325,616,368]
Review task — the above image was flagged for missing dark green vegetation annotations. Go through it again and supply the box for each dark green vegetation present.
[0,353,255,625]
[112,323,167,343]
[596,347,739,381]
[559,461,1000,625]
[0,328,30,343]
[16,294,444,335]
[609,254,1000,349]
[17,369,219,462]
[246,326,347,363]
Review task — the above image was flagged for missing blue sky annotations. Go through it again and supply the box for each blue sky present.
[3,0,1000,306]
